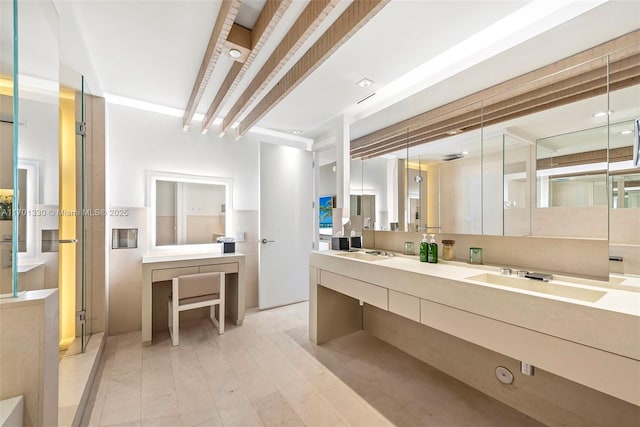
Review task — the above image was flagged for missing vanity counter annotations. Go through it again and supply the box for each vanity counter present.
[309,250,640,406]
[141,251,245,345]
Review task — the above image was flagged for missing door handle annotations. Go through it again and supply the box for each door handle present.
[58,239,78,244]
[261,238,275,244]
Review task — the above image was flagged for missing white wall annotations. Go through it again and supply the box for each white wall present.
[106,103,303,333]
[108,104,259,210]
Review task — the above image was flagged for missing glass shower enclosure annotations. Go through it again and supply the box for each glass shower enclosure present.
[1,0,93,352]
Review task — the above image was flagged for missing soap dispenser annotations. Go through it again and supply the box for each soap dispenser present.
[419,234,428,262]
[427,234,438,263]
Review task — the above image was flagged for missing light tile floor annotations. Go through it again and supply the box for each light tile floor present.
[83,302,543,427]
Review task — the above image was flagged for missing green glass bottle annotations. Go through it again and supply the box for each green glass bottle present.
[427,234,438,263]
[419,234,428,262]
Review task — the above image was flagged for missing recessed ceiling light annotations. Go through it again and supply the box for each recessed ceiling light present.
[229,49,242,59]
[462,151,470,155]
[292,130,302,135]
[620,130,633,135]
[356,78,374,88]
[592,110,613,118]
[446,129,463,135]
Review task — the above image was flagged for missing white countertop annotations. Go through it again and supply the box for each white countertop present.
[310,250,640,360]
[17,261,45,273]
[0,288,57,308]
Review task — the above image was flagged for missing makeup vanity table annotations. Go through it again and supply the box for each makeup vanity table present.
[141,252,245,345]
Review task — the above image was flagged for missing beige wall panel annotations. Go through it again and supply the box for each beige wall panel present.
[232,210,258,308]
[610,208,640,245]
[531,206,608,238]
[108,207,147,335]
[370,231,608,280]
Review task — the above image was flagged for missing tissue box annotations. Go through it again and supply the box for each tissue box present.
[223,241,235,253]
[331,237,349,251]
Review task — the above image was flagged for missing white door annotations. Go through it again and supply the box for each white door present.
[259,143,313,309]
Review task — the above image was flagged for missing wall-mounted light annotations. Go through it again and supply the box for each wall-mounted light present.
[620,129,633,135]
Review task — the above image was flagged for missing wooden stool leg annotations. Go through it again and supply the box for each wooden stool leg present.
[219,274,225,335]
[171,278,180,346]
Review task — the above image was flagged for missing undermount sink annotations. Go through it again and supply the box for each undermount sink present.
[334,252,387,262]
[466,273,607,302]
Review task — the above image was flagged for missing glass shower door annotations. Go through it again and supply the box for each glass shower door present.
[61,67,91,353]
[77,74,88,351]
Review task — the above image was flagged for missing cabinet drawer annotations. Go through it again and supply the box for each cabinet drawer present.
[152,266,198,282]
[389,290,420,322]
[199,263,238,274]
[319,270,388,310]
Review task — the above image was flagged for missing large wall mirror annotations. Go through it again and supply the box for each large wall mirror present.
[347,41,639,277]
[148,172,232,250]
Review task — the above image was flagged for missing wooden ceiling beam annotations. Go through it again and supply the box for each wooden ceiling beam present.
[238,0,389,137]
[183,0,241,130]
[201,0,291,134]
[219,0,340,136]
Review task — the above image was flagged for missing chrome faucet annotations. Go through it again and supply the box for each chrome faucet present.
[524,272,553,282]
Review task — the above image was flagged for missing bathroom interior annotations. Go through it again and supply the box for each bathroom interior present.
[0,0,639,426]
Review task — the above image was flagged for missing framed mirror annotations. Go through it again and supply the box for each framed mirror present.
[147,172,232,250]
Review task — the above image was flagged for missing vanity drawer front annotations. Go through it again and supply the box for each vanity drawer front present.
[152,266,198,282]
[199,263,238,274]
[320,270,388,310]
[389,290,420,322]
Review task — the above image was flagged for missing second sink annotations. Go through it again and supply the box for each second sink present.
[466,273,607,302]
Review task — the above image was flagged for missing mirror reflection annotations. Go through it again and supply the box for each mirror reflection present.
[611,173,640,208]
[536,125,610,208]
[317,150,336,240]
[155,180,228,246]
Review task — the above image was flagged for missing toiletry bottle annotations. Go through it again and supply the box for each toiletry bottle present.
[419,234,428,262]
[427,234,438,263]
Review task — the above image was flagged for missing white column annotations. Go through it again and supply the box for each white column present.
[335,114,353,221]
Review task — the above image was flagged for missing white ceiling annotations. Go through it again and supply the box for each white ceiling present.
[45,0,640,143]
